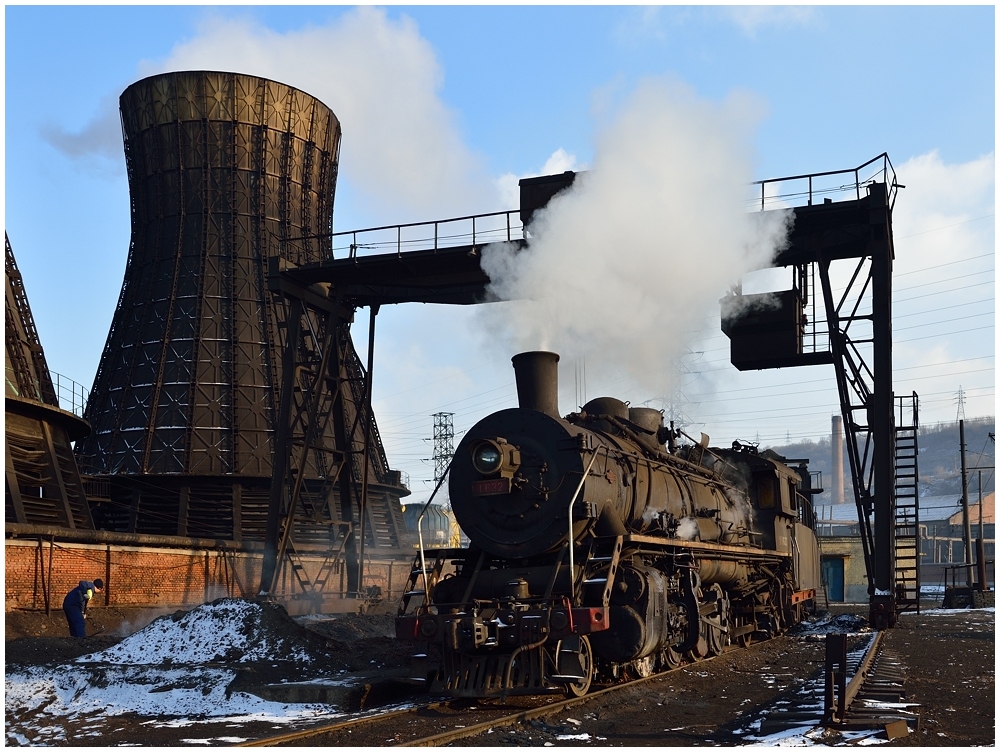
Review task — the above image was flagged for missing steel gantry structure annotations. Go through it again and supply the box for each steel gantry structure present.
[265,160,915,625]
[722,154,917,627]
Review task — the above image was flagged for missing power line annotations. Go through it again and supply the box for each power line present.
[895,214,995,240]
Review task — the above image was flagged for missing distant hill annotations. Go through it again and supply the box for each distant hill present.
[759,417,995,506]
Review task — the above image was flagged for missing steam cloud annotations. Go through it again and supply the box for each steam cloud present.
[481,78,791,395]
[675,516,701,541]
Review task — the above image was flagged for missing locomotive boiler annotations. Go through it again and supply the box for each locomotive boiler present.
[396,351,820,697]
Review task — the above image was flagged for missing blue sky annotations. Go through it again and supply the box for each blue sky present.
[5,5,995,503]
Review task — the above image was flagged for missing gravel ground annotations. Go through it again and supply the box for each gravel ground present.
[5,602,994,746]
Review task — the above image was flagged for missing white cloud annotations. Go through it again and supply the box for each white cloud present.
[151,9,497,223]
[43,8,499,224]
[888,150,995,423]
[612,7,673,48]
[892,150,995,272]
[541,148,579,175]
[723,6,819,39]
[40,93,125,174]
[495,148,583,211]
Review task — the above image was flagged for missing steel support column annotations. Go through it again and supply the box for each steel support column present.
[869,183,896,626]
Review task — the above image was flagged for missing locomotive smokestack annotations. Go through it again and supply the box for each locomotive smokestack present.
[511,351,560,418]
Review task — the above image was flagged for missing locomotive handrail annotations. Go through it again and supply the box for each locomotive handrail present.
[568,449,604,605]
[415,461,453,609]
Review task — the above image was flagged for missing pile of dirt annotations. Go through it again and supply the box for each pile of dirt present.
[300,612,413,675]
[301,612,397,642]
[6,598,420,747]
[81,599,327,666]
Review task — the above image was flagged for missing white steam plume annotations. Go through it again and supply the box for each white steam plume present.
[480,77,791,395]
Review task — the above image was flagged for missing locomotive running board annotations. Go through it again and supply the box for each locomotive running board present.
[625,534,793,558]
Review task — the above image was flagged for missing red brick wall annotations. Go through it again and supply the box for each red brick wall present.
[5,539,415,611]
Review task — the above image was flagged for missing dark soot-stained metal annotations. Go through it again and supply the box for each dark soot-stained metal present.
[74,71,407,549]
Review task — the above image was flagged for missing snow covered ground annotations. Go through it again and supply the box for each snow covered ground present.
[5,664,347,745]
[4,600,354,746]
[5,602,993,746]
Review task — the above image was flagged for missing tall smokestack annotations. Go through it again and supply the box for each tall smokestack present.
[832,414,845,505]
[511,351,560,418]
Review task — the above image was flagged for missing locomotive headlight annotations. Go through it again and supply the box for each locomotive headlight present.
[470,438,521,478]
[472,442,503,475]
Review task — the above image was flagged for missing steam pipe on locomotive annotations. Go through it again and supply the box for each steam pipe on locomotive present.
[396,351,821,698]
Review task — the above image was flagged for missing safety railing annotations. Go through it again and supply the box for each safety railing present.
[752,153,899,211]
[332,210,524,260]
[5,366,89,417]
[51,372,90,417]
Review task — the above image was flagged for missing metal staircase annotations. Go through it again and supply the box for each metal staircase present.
[893,393,921,613]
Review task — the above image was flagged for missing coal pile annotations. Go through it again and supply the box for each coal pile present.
[4,599,415,746]
[81,599,326,666]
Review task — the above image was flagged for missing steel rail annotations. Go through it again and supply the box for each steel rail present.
[238,582,812,747]
[237,649,729,747]
[396,650,731,747]
[836,630,887,723]
[235,702,448,747]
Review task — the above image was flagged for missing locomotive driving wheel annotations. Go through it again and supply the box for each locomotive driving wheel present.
[703,583,730,657]
[662,645,684,670]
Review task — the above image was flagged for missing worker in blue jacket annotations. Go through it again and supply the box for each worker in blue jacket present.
[62,579,103,638]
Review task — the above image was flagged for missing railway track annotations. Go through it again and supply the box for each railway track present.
[241,625,903,747]
[757,629,918,738]
[238,650,720,747]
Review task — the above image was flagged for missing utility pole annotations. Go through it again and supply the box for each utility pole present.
[959,420,973,588]
[976,470,988,591]
[978,470,984,541]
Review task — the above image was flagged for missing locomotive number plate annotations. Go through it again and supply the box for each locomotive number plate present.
[472,478,511,496]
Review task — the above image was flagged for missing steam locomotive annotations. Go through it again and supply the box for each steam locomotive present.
[396,351,821,698]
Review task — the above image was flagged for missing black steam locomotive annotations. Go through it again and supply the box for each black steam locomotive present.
[396,352,821,698]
